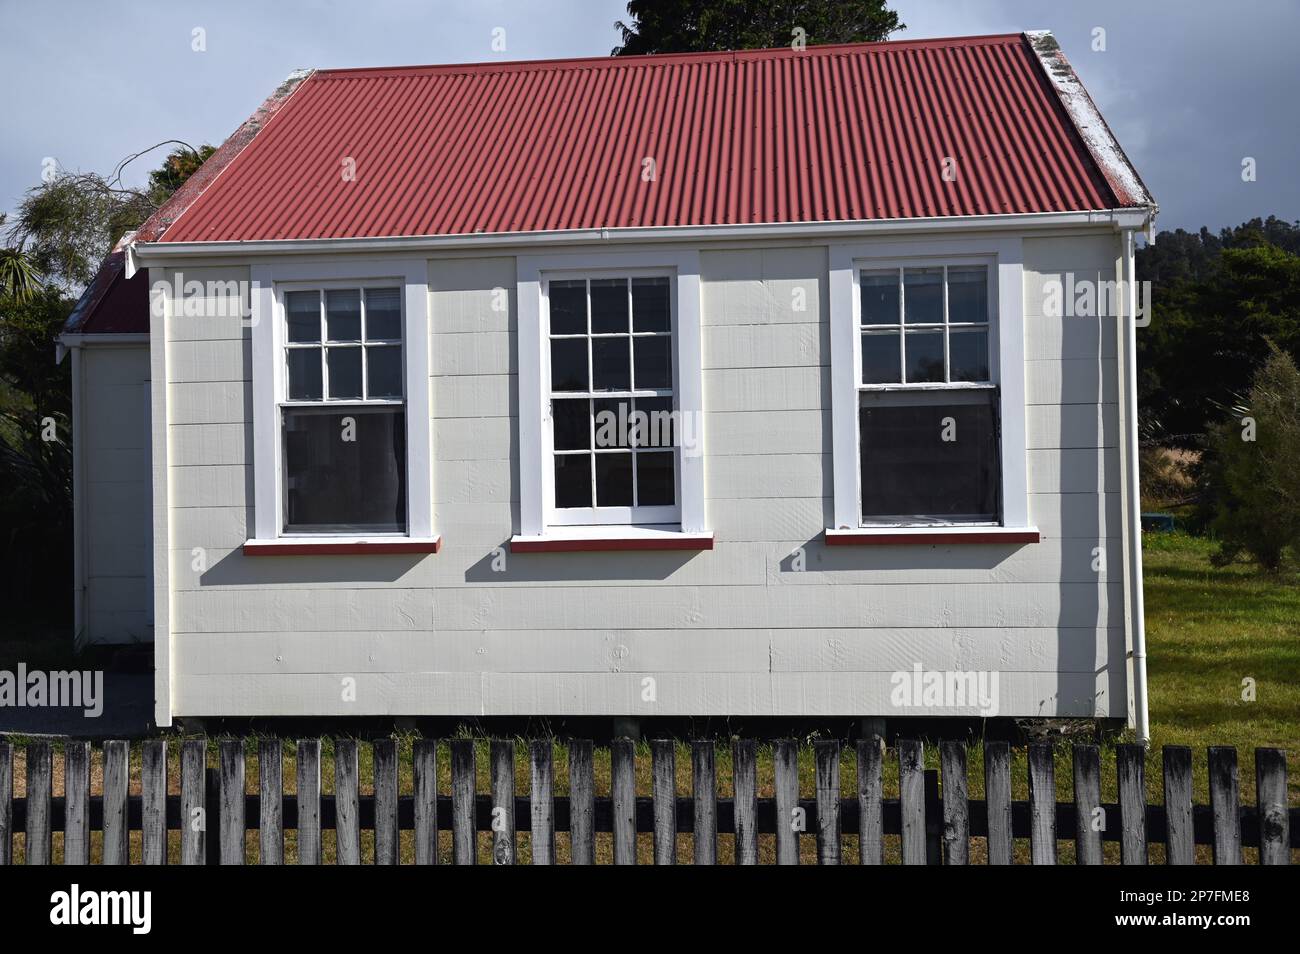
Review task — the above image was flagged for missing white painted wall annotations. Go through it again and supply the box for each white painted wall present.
[79,344,152,644]
[142,231,1129,720]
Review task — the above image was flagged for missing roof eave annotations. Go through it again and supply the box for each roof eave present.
[131,207,1153,263]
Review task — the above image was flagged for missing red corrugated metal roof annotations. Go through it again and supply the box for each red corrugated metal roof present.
[62,248,150,334]
[160,34,1133,243]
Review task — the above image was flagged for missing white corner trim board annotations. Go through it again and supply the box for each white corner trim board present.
[249,257,433,542]
[828,235,1030,533]
[516,248,707,540]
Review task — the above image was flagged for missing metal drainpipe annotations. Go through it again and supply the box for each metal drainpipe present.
[1122,226,1150,744]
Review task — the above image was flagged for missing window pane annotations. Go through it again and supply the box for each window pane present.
[554,454,591,508]
[635,396,675,449]
[949,328,990,382]
[590,278,629,334]
[633,335,672,390]
[366,345,403,398]
[593,398,631,448]
[549,279,587,335]
[947,266,987,324]
[860,271,900,325]
[550,338,589,391]
[859,393,999,521]
[365,287,402,340]
[553,398,591,451]
[636,452,675,505]
[285,291,321,343]
[326,289,362,341]
[327,347,362,399]
[632,276,670,332]
[283,407,406,532]
[592,337,631,391]
[904,330,945,383]
[903,268,943,324]
[595,452,633,506]
[287,348,322,400]
[861,332,901,384]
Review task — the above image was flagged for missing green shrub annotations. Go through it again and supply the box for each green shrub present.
[1203,345,1300,571]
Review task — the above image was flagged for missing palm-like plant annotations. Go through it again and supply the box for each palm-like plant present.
[0,246,42,303]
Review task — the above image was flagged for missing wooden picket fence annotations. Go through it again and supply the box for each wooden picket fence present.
[0,737,1293,864]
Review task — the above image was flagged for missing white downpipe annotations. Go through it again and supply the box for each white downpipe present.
[1122,227,1150,744]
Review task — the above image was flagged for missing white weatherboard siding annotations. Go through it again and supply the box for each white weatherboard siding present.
[156,233,1129,720]
[80,344,152,644]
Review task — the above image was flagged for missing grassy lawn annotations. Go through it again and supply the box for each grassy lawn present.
[2,532,1296,863]
[1142,531,1300,756]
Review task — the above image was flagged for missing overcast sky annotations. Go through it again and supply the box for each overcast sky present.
[3,0,1297,235]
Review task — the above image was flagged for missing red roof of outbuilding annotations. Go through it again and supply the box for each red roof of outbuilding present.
[157,33,1146,244]
[62,248,150,334]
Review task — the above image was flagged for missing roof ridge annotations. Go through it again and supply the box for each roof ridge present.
[311,33,1026,79]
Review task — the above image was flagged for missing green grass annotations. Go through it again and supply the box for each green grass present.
[1142,531,1300,756]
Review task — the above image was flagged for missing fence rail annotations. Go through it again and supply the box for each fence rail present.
[0,738,1293,864]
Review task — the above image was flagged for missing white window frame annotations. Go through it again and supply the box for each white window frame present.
[828,236,1030,533]
[516,249,706,539]
[249,258,433,543]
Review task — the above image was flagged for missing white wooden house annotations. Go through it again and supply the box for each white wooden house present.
[58,32,1157,733]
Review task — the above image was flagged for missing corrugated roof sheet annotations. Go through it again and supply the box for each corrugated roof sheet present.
[62,248,150,334]
[160,34,1135,243]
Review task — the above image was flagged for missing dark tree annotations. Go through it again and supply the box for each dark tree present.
[612,0,903,55]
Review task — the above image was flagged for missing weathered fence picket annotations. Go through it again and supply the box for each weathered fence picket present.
[611,738,636,865]
[984,741,1014,865]
[1072,744,1103,866]
[297,739,323,865]
[898,739,925,865]
[412,738,437,865]
[218,739,245,865]
[530,740,555,865]
[857,737,884,865]
[179,739,205,865]
[334,738,360,865]
[142,740,167,865]
[373,738,399,866]
[1209,746,1242,865]
[815,740,841,865]
[258,739,283,865]
[733,739,759,865]
[489,739,515,866]
[773,739,799,865]
[0,741,11,865]
[450,739,476,865]
[26,741,51,865]
[567,740,594,866]
[1256,747,1289,866]
[692,740,717,865]
[941,740,969,865]
[651,740,676,866]
[1117,744,1148,865]
[1163,745,1195,865]
[64,741,91,865]
[0,737,1291,865]
[1028,744,1057,865]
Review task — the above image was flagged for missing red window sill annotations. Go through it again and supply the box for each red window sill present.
[243,536,441,556]
[510,531,714,553]
[824,528,1040,546]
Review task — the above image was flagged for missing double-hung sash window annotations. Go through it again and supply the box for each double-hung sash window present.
[516,250,707,542]
[547,274,678,525]
[280,286,407,533]
[830,240,1031,535]
[249,259,433,546]
[858,263,998,525]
